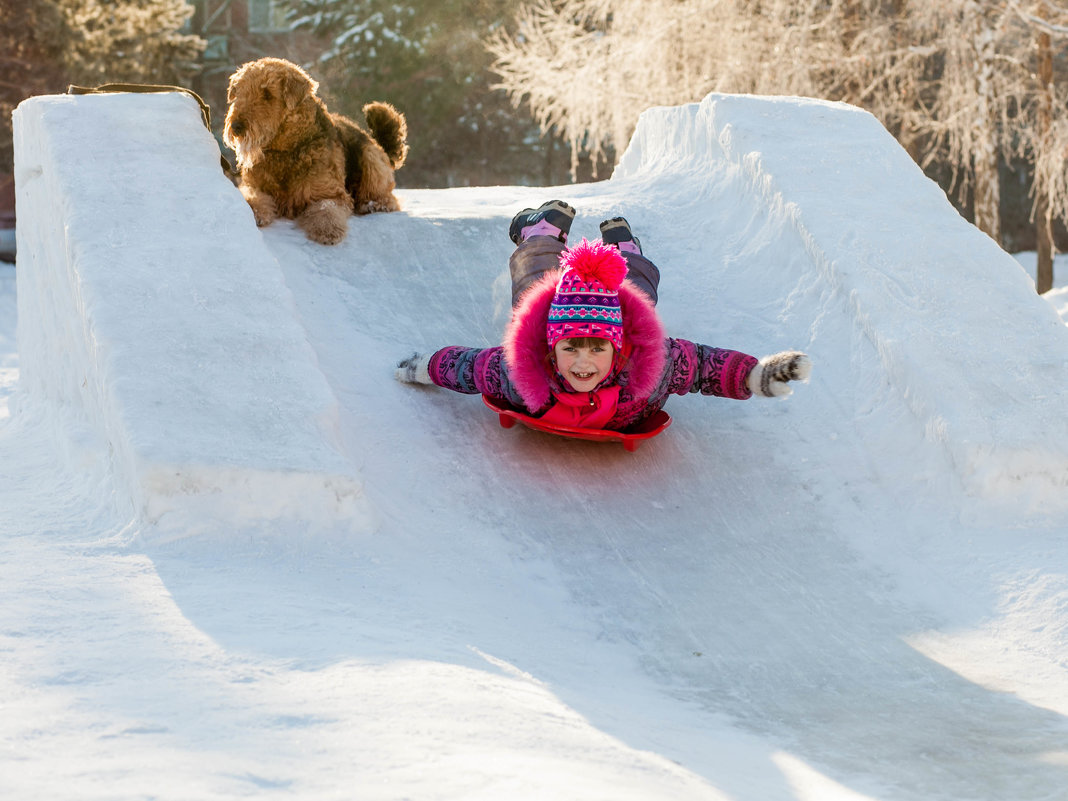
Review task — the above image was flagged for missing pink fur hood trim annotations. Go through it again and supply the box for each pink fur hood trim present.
[502,269,667,410]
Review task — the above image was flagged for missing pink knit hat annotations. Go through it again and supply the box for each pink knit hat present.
[546,239,628,351]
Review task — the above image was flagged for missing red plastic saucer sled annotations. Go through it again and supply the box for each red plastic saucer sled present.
[482,395,671,452]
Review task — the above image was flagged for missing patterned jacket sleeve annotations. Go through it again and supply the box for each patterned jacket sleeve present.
[663,338,758,400]
[427,346,529,408]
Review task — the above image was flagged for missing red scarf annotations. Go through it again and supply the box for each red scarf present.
[540,384,622,429]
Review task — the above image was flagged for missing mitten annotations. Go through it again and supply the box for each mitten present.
[395,352,433,384]
[746,351,811,398]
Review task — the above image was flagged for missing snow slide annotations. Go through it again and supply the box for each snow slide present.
[13,93,370,534]
[8,90,1068,800]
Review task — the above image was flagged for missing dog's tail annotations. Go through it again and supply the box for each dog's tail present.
[363,102,409,170]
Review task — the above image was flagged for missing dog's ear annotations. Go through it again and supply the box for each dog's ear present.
[226,69,242,103]
[282,69,316,110]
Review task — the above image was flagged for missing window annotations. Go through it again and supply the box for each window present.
[197,0,234,33]
[247,0,290,33]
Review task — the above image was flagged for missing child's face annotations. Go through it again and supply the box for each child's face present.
[553,338,615,392]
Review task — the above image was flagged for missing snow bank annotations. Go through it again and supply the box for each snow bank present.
[12,93,371,535]
[11,89,1067,534]
[617,93,1068,508]
[7,88,1068,801]
[1013,250,1068,325]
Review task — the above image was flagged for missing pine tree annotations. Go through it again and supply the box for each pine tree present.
[1,0,205,175]
[285,0,577,186]
[59,0,205,86]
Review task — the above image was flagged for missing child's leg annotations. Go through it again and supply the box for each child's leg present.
[600,217,660,305]
[621,251,660,305]
[508,200,575,306]
[509,235,567,307]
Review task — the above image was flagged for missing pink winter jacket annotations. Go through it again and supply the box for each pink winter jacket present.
[427,270,759,431]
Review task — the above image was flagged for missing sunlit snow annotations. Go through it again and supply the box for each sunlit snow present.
[2,90,1067,801]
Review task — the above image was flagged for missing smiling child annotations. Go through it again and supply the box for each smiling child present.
[395,200,811,432]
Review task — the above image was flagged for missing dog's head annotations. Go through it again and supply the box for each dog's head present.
[223,57,318,168]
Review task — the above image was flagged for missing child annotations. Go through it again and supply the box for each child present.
[395,199,811,431]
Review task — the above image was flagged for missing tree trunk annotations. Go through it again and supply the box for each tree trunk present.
[971,18,1001,244]
[1036,193,1054,295]
[1035,20,1055,294]
[544,126,557,187]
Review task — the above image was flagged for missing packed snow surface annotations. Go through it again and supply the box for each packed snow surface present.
[3,90,1068,801]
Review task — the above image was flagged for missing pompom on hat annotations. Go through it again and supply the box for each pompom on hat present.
[546,238,628,351]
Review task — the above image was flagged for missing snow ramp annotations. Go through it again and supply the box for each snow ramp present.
[13,93,371,534]
[12,90,1068,799]
[262,94,1068,798]
[615,94,1068,507]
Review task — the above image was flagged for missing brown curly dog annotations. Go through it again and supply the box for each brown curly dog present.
[223,57,408,245]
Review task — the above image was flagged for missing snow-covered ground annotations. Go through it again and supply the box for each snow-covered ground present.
[1013,250,1068,324]
[2,91,1067,801]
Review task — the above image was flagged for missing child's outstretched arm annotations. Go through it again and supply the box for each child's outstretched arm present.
[395,346,533,412]
[666,340,811,400]
[746,351,812,398]
[396,347,492,392]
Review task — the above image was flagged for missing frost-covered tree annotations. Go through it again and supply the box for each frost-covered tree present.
[1005,1,1068,293]
[488,0,733,176]
[487,0,921,176]
[490,0,1068,292]
[285,0,423,85]
[877,0,1068,293]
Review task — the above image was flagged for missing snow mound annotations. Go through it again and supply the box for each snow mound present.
[12,90,1068,538]
[8,87,1068,801]
[13,93,372,536]
[617,93,1068,508]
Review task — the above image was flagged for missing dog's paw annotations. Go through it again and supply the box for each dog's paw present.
[244,194,277,227]
[300,200,349,244]
[356,195,400,215]
[309,225,347,245]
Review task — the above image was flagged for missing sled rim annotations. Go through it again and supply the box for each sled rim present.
[482,395,671,449]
